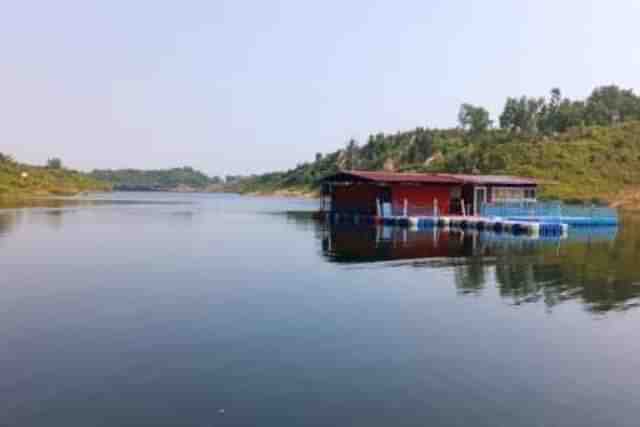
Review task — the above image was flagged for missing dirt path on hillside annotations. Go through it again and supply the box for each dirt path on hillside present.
[611,188,640,211]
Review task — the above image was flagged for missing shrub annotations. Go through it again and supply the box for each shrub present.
[47,158,63,169]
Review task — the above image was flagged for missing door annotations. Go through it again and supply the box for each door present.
[379,187,392,217]
[474,186,487,216]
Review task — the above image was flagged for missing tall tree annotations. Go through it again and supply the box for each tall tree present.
[539,88,563,134]
[47,158,63,169]
[499,96,544,133]
[344,139,359,170]
[457,104,492,135]
[406,130,434,164]
[499,97,519,131]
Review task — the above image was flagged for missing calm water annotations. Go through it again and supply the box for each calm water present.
[2,193,640,427]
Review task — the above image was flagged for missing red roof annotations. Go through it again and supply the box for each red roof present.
[334,170,461,184]
[321,170,537,186]
[435,173,538,186]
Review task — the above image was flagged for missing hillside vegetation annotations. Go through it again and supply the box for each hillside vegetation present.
[0,155,110,197]
[231,85,640,209]
[90,167,221,191]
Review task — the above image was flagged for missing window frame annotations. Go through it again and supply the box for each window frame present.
[491,186,537,202]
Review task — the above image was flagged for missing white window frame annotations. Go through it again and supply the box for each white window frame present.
[474,186,488,216]
[491,187,537,203]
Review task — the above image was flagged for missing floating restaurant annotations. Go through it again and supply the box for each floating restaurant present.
[318,170,618,237]
[319,170,538,217]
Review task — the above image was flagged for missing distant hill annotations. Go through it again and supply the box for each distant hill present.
[89,167,221,192]
[230,85,640,210]
[0,154,110,197]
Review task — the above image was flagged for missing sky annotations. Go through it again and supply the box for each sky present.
[1,0,639,176]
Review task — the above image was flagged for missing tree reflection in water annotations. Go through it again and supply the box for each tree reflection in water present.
[0,210,22,240]
[315,213,640,313]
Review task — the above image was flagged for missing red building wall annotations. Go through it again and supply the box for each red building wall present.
[329,178,537,216]
[391,184,454,215]
[332,183,380,214]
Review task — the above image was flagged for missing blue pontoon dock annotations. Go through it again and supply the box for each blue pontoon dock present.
[322,201,618,239]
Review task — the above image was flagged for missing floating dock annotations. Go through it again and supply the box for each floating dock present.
[501,216,618,227]
[322,212,584,238]
[409,215,568,237]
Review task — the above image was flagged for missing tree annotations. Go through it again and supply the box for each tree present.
[555,99,586,131]
[499,96,544,133]
[499,97,519,131]
[315,152,323,163]
[550,87,561,107]
[47,158,63,169]
[344,139,359,170]
[411,130,434,163]
[585,85,640,125]
[539,88,563,134]
[457,104,492,134]
[524,97,545,133]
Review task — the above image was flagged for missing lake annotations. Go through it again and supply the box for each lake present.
[2,193,640,427]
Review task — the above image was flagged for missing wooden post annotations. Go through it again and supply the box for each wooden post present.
[434,199,439,217]
[403,198,408,217]
[376,198,381,217]
[461,198,466,217]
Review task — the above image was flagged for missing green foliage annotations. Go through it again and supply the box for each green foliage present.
[47,158,63,169]
[90,167,219,190]
[235,121,640,205]
[584,85,640,125]
[499,85,640,135]
[0,156,110,196]
[344,139,359,170]
[437,121,640,201]
[458,103,492,134]
[405,128,435,164]
[224,84,640,206]
[499,96,545,133]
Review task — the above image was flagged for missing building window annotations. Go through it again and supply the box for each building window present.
[524,188,536,200]
[492,187,536,202]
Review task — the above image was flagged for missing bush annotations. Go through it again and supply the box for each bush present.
[47,158,63,169]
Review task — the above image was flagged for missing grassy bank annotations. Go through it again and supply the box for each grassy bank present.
[0,155,111,197]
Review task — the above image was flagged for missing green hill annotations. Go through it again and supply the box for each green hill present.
[0,155,110,197]
[89,167,221,192]
[231,85,640,210]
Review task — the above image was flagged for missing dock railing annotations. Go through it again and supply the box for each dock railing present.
[479,201,617,220]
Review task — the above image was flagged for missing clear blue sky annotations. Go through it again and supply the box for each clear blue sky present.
[1,1,639,176]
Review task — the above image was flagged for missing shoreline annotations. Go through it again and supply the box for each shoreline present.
[243,188,319,199]
[237,187,640,211]
[4,188,639,211]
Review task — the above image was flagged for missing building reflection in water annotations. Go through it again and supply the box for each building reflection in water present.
[315,217,640,314]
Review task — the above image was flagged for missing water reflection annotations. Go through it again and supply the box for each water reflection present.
[0,195,191,210]
[316,215,640,313]
[0,195,197,236]
[0,210,22,240]
[38,209,74,230]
